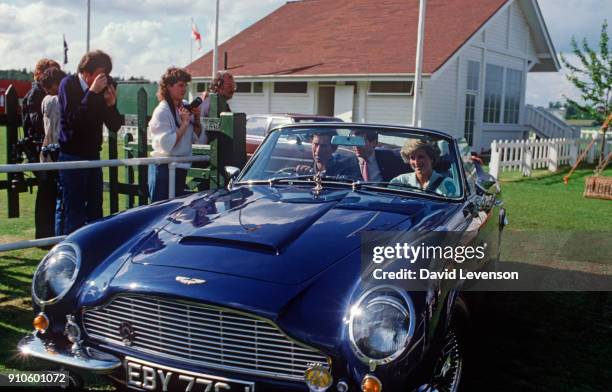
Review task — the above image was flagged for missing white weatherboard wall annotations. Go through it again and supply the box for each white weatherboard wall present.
[421,58,460,137]
[365,95,413,126]
[230,83,270,114]
[270,82,315,114]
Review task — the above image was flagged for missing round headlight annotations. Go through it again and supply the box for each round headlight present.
[348,286,415,365]
[32,243,80,305]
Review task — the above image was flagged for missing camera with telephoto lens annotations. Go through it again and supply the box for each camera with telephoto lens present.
[41,143,60,162]
[14,136,42,164]
[105,75,118,91]
[183,97,202,112]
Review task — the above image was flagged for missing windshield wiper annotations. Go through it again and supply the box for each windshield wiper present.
[268,175,316,184]
[352,181,431,194]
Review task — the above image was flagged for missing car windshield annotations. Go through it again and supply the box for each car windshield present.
[237,125,463,199]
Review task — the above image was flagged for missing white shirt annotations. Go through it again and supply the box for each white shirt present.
[78,74,89,92]
[358,153,383,182]
[41,95,60,145]
[148,100,198,169]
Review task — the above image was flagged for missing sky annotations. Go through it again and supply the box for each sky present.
[0,0,609,107]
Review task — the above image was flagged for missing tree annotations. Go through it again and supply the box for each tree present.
[560,20,611,164]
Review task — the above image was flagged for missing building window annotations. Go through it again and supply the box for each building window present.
[467,61,480,91]
[274,82,308,94]
[483,64,503,123]
[504,69,522,124]
[464,94,477,146]
[235,82,264,94]
[368,81,414,95]
[196,82,208,92]
[235,82,252,93]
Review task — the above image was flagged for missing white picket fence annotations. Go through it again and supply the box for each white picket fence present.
[489,134,612,178]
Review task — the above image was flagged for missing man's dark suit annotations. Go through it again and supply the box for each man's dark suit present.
[373,148,406,182]
[56,74,122,235]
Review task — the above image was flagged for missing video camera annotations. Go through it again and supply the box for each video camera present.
[106,75,118,91]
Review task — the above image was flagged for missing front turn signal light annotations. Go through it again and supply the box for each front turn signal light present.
[33,313,50,333]
[361,374,382,392]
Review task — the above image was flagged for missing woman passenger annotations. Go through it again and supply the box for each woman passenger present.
[390,139,457,196]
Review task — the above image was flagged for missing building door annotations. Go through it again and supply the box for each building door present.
[317,86,335,116]
[334,85,354,122]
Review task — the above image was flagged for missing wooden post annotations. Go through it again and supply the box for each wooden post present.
[108,123,119,214]
[137,88,148,205]
[5,86,20,218]
[548,138,558,172]
[522,140,532,177]
[123,132,135,209]
[489,140,500,179]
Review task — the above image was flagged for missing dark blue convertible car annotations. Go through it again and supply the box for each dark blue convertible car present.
[19,124,505,392]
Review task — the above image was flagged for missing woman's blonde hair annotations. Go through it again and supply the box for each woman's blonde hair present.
[156,67,192,102]
[400,139,438,164]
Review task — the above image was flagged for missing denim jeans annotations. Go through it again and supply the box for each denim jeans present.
[148,164,188,202]
[55,152,103,235]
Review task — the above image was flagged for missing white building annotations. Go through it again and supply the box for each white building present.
[187,0,576,152]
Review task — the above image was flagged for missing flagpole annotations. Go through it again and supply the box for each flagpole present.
[190,18,194,64]
[411,0,426,127]
[86,0,91,52]
[212,0,220,79]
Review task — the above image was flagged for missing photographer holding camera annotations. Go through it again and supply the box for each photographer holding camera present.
[148,67,202,202]
[56,50,122,235]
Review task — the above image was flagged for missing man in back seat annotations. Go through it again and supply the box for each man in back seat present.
[352,129,404,182]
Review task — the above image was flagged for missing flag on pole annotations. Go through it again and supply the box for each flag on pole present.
[191,18,202,51]
[63,34,68,65]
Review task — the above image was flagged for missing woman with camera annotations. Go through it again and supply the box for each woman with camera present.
[148,67,202,202]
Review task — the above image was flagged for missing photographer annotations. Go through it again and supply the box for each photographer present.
[56,50,122,235]
[148,67,202,202]
[22,58,60,239]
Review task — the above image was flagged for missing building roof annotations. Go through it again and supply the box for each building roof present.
[187,0,558,79]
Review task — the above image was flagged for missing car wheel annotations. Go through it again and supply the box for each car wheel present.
[415,327,463,392]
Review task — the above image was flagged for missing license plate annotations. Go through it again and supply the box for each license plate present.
[125,356,255,392]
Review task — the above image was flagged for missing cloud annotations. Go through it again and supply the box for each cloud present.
[538,0,610,53]
[92,21,177,80]
[0,2,78,69]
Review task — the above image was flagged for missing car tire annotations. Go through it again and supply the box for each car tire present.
[415,322,466,392]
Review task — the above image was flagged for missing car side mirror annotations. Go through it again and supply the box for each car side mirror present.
[225,166,240,180]
[475,173,499,195]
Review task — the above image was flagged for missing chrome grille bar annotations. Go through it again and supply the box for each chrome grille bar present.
[82,295,329,381]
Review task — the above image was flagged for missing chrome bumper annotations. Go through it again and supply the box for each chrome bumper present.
[17,333,121,374]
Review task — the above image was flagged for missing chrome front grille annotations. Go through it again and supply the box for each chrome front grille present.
[82,295,329,381]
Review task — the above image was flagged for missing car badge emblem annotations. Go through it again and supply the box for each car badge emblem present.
[119,322,135,346]
[176,276,207,285]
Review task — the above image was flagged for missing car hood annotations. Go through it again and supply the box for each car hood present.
[129,185,455,285]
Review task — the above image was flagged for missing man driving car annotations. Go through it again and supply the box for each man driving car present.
[295,132,361,179]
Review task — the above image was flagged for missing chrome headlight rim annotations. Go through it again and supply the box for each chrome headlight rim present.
[32,242,81,306]
[348,285,416,366]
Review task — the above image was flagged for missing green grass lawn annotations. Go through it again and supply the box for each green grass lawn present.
[1,125,611,390]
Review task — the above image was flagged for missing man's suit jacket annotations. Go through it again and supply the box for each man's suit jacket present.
[374,148,406,182]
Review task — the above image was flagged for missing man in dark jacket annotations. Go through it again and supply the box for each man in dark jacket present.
[56,50,122,235]
[352,129,405,182]
[22,58,61,239]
